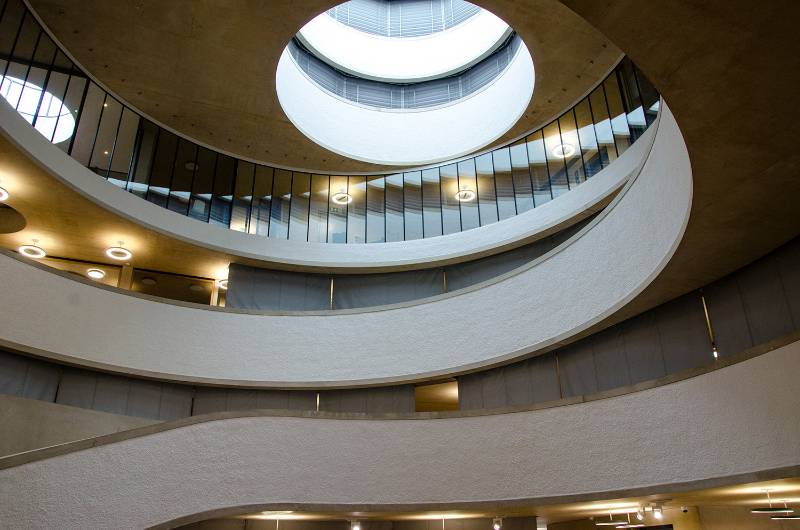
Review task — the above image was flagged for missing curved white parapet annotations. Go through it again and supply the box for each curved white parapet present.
[0,97,651,272]
[276,40,534,166]
[0,103,689,387]
[1,343,798,529]
[297,9,512,82]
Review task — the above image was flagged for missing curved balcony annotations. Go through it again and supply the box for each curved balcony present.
[0,0,658,245]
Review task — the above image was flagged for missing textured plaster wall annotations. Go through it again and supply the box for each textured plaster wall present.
[1,341,798,529]
[0,106,688,386]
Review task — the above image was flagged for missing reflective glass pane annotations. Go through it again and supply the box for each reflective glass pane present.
[269,169,292,239]
[543,121,569,198]
[421,168,442,238]
[327,175,348,243]
[604,76,631,155]
[231,162,255,233]
[0,2,27,60]
[347,175,366,243]
[439,164,461,235]
[634,65,660,125]
[250,166,273,236]
[146,129,179,208]
[128,120,158,197]
[210,155,235,227]
[89,97,123,178]
[457,159,479,230]
[69,82,105,165]
[559,110,586,187]
[385,173,404,242]
[188,147,216,221]
[589,84,617,164]
[167,139,197,215]
[366,176,385,243]
[475,153,498,225]
[616,59,647,141]
[510,140,533,213]
[108,109,140,188]
[53,72,86,152]
[289,172,310,240]
[404,171,423,240]
[574,97,602,178]
[492,147,516,220]
[525,130,551,207]
[38,69,69,143]
[309,174,330,243]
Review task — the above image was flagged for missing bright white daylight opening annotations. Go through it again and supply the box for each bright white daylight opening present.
[277,1,534,166]
[1,76,75,144]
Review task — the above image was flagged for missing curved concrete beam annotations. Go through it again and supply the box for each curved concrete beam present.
[0,104,688,387]
[1,340,797,529]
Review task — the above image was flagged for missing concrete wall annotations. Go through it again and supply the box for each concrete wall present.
[0,394,157,457]
[0,106,689,387]
[1,340,797,529]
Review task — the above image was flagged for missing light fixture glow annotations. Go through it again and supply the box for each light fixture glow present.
[596,514,626,526]
[86,268,106,280]
[752,490,794,514]
[653,507,663,520]
[635,510,644,521]
[351,521,361,530]
[772,515,800,520]
[455,189,476,202]
[492,517,502,530]
[18,243,46,259]
[218,279,229,290]
[551,143,576,158]
[0,187,8,201]
[712,346,719,359]
[331,192,352,205]
[105,246,132,261]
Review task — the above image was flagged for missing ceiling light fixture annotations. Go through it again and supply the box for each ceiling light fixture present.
[331,192,352,205]
[18,240,46,259]
[455,189,476,202]
[615,513,645,528]
[0,187,8,201]
[105,243,132,261]
[653,507,663,520]
[218,279,229,290]
[351,521,361,530]
[493,517,502,530]
[752,490,794,514]
[86,268,106,280]
[635,509,644,521]
[551,143,576,158]
[712,345,719,359]
[596,514,625,526]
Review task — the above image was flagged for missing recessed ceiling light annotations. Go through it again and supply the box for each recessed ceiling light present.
[455,189,476,202]
[331,192,352,205]
[0,187,8,201]
[184,161,198,171]
[217,279,229,290]
[103,102,108,107]
[141,277,157,286]
[105,246,132,261]
[103,150,109,155]
[772,515,800,520]
[492,518,502,530]
[18,244,46,259]
[86,268,106,280]
[551,143,576,158]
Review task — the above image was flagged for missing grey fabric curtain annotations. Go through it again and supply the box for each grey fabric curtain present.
[227,263,330,311]
[318,385,415,413]
[193,387,317,415]
[333,269,444,309]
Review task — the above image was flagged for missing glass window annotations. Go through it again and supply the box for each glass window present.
[589,84,617,164]
[616,59,647,141]
[269,169,292,239]
[0,2,27,61]
[188,147,216,221]
[404,171,423,240]
[366,176,385,243]
[210,155,235,227]
[491,147,516,220]
[634,65,659,126]
[574,97,603,178]
[510,140,533,213]
[347,176,367,243]
[88,95,123,178]
[439,164,461,235]
[543,120,569,198]
[421,168,442,238]
[127,120,158,197]
[526,130,551,207]
[38,68,70,143]
[231,162,255,233]
[145,129,179,208]
[475,153,498,226]
[385,173,404,242]
[69,82,105,166]
[309,174,330,243]
[457,159,479,230]
[327,175,348,243]
[289,172,311,240]
[167,139,197,215]
[250,166,274,236]
[604,76,631,156]
[107,109,140,188]
[559,110,587,187]
[53,72,87,153]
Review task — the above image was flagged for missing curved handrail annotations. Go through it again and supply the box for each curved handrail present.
[0,0,658,244]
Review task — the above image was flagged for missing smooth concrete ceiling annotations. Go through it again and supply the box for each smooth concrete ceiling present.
[26,0,622,173]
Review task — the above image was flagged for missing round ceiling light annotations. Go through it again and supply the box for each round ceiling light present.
[86,268,106,280]
[455,189,476,202]
[551,143,576,158]
[18,244,46,259]
[331,192,353,205]
[105,246,132,261]
[0,187,9,201]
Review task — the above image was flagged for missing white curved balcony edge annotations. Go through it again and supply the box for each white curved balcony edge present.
[0,94,648,272]
[0,103,688,387]
[1,341,798,529]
